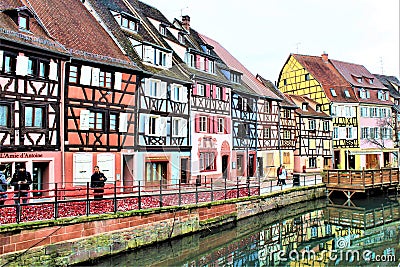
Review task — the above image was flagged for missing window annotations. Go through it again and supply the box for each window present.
[3,54,16,73]
[359,88,366,99]
[149,80,160,97]
[145,162,166,183]
[368,78,374,84]
[159,25,166,36]
[199,116,207,132]
[356,77,362,83]
[366,90,370,98]
[361,107,369,117]
[378,90,384,100]
[370,127,379,139]
[208,60,214,73]
[172,84,184,102]
[330,88,337,97]
[117,14,138,31]
[231,72,240,83]
[172,118,186,137]
[26,58,49,78]
[305,73,310,81]
[382,128,392,140]
[331,106,337,116]
[189,54,195,67]
[25,106,44,128]
[323,121,330,132]
[109,113,117,131]
[283,109,291,118]
[379,108,386,118]
[178,33,185,44]
[344,90,351,98]
[283,130,291,139]
[99,71,112,88]
[27,58,35,75]
[361,127,369,139]
[316,105,321,112]
[239,123,248,138]
[370,107,378,117]
[89,111,103,130]
[333,127,339,139]
[263,127,270,139]
[283,79,287,86]
[148,116,157,135]
[18,14,29,31]
[200,152,216,171]
[218,118,224,133]
[197,84,205,96]
[68,65,78,83]
[302,103,308,111]
[215,87,222,100]
[0,105,10,127]
[265,101,271,113]
[283,152,290,164]
[309,120,316,130]
[309,158,317,168]
[346,127,353,139]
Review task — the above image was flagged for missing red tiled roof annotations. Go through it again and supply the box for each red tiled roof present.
[285,94,331,118]
[200,33,281,100]
[28,0,136,69]
[0,0,22,10]
[291,54,358,103]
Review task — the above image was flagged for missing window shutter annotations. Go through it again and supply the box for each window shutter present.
[16,55,29,76]
[49,61,58,81]
[222,87,227,101]
[79,110,90,130]
[80,66,92,85]
[160,82,167,98]
[144,115,150,135]
[144,79,150,96]
[213,116,219,133]
[114,72,122,90]
[166,53,172,68]
[195,55,201,69]
[91,67,100,87]
[352,127,357,140]
[204,58,209,71]
[195,114,200,133]
[180,86,188,103]
[212,85,217,99]
[339,128,346,139]
[205,84,211,98]
[366,90,370,98]
[193,83,197,96]
[144,46,154,63]
[158,117,167,136]
[97,153,115,182]
[208,116,213,134]
[181,119,187,137]
[119,113,128,133]
[154,49,160,65]
[0,51,4,72]
[350,107,356,117]
[225,117,231,134]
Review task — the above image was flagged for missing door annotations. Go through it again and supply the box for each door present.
[145,161,168,186]
[180,158,189,184]
[222,155,229,180]
[248,154,255,177]
[257,157,263,177]
[123,155,134,192]
[73,153,92,186]
[349,154,355,169]
[32,162,49,196]
[334,151,340,169]
[366,154,379,169]
[384,152,390,167]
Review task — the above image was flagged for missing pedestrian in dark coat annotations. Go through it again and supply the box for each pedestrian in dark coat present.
[91,166,107,199]
[10,163,32,204]
[0,165,8,206]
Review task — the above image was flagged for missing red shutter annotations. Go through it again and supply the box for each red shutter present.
[214,116,219,133]
[225,117,231,134]
[195,114,200,133]
[205,58,209,71]
[212,85,217,99]
[205,84,211,98]
[222,87,227,101]
[196,55,201,69]
[193,83,197,96]
[208,116,213,133]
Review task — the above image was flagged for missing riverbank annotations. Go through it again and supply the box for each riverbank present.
[0,184,325,267]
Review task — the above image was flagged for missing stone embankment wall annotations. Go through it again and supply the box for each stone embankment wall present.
[0,185,325,266]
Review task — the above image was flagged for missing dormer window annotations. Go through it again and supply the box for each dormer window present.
[316,105,321,112]
[112,11,139,32]
[231,72,241,84]
[359,88,366,99]
[302,103,308,111]
[305,73,310,81]
[330,88,337,97]
[368,78,374,84]
[18,14,29,31]
[354,76,362,83]
[178,33,185,44]
[159,25,166,36]
[344,90,351,98]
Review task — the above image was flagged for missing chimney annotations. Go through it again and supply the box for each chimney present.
[182,15,190,31]
[321,52,328,62]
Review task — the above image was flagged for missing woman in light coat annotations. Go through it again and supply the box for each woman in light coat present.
[278,165,287,185]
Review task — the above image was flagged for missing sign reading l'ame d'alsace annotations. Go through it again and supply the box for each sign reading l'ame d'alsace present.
[0,153,43,158]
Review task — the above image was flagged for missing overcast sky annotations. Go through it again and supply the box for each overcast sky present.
[142,0,399,83]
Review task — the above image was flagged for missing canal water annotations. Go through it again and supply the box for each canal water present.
[85,196,400,266]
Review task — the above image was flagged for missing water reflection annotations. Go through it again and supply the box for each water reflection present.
[87,197,400,267]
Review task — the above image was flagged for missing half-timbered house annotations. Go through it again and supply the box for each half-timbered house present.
[0,0,68,192]
[169,16,233,183]
[257,76,298,175]
[29,0,142,186]
[278,54,358,169]
[286,95,332,173]
[199,34,259,180]
[84,0,192,187]
[374,74,400,154]
[330,60,395,169]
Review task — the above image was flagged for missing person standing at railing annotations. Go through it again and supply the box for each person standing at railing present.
[0,165,8,206]
[277,165,282,185]
[279,165,287,186]
[91,166,107,199]
[10,163,32,204]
